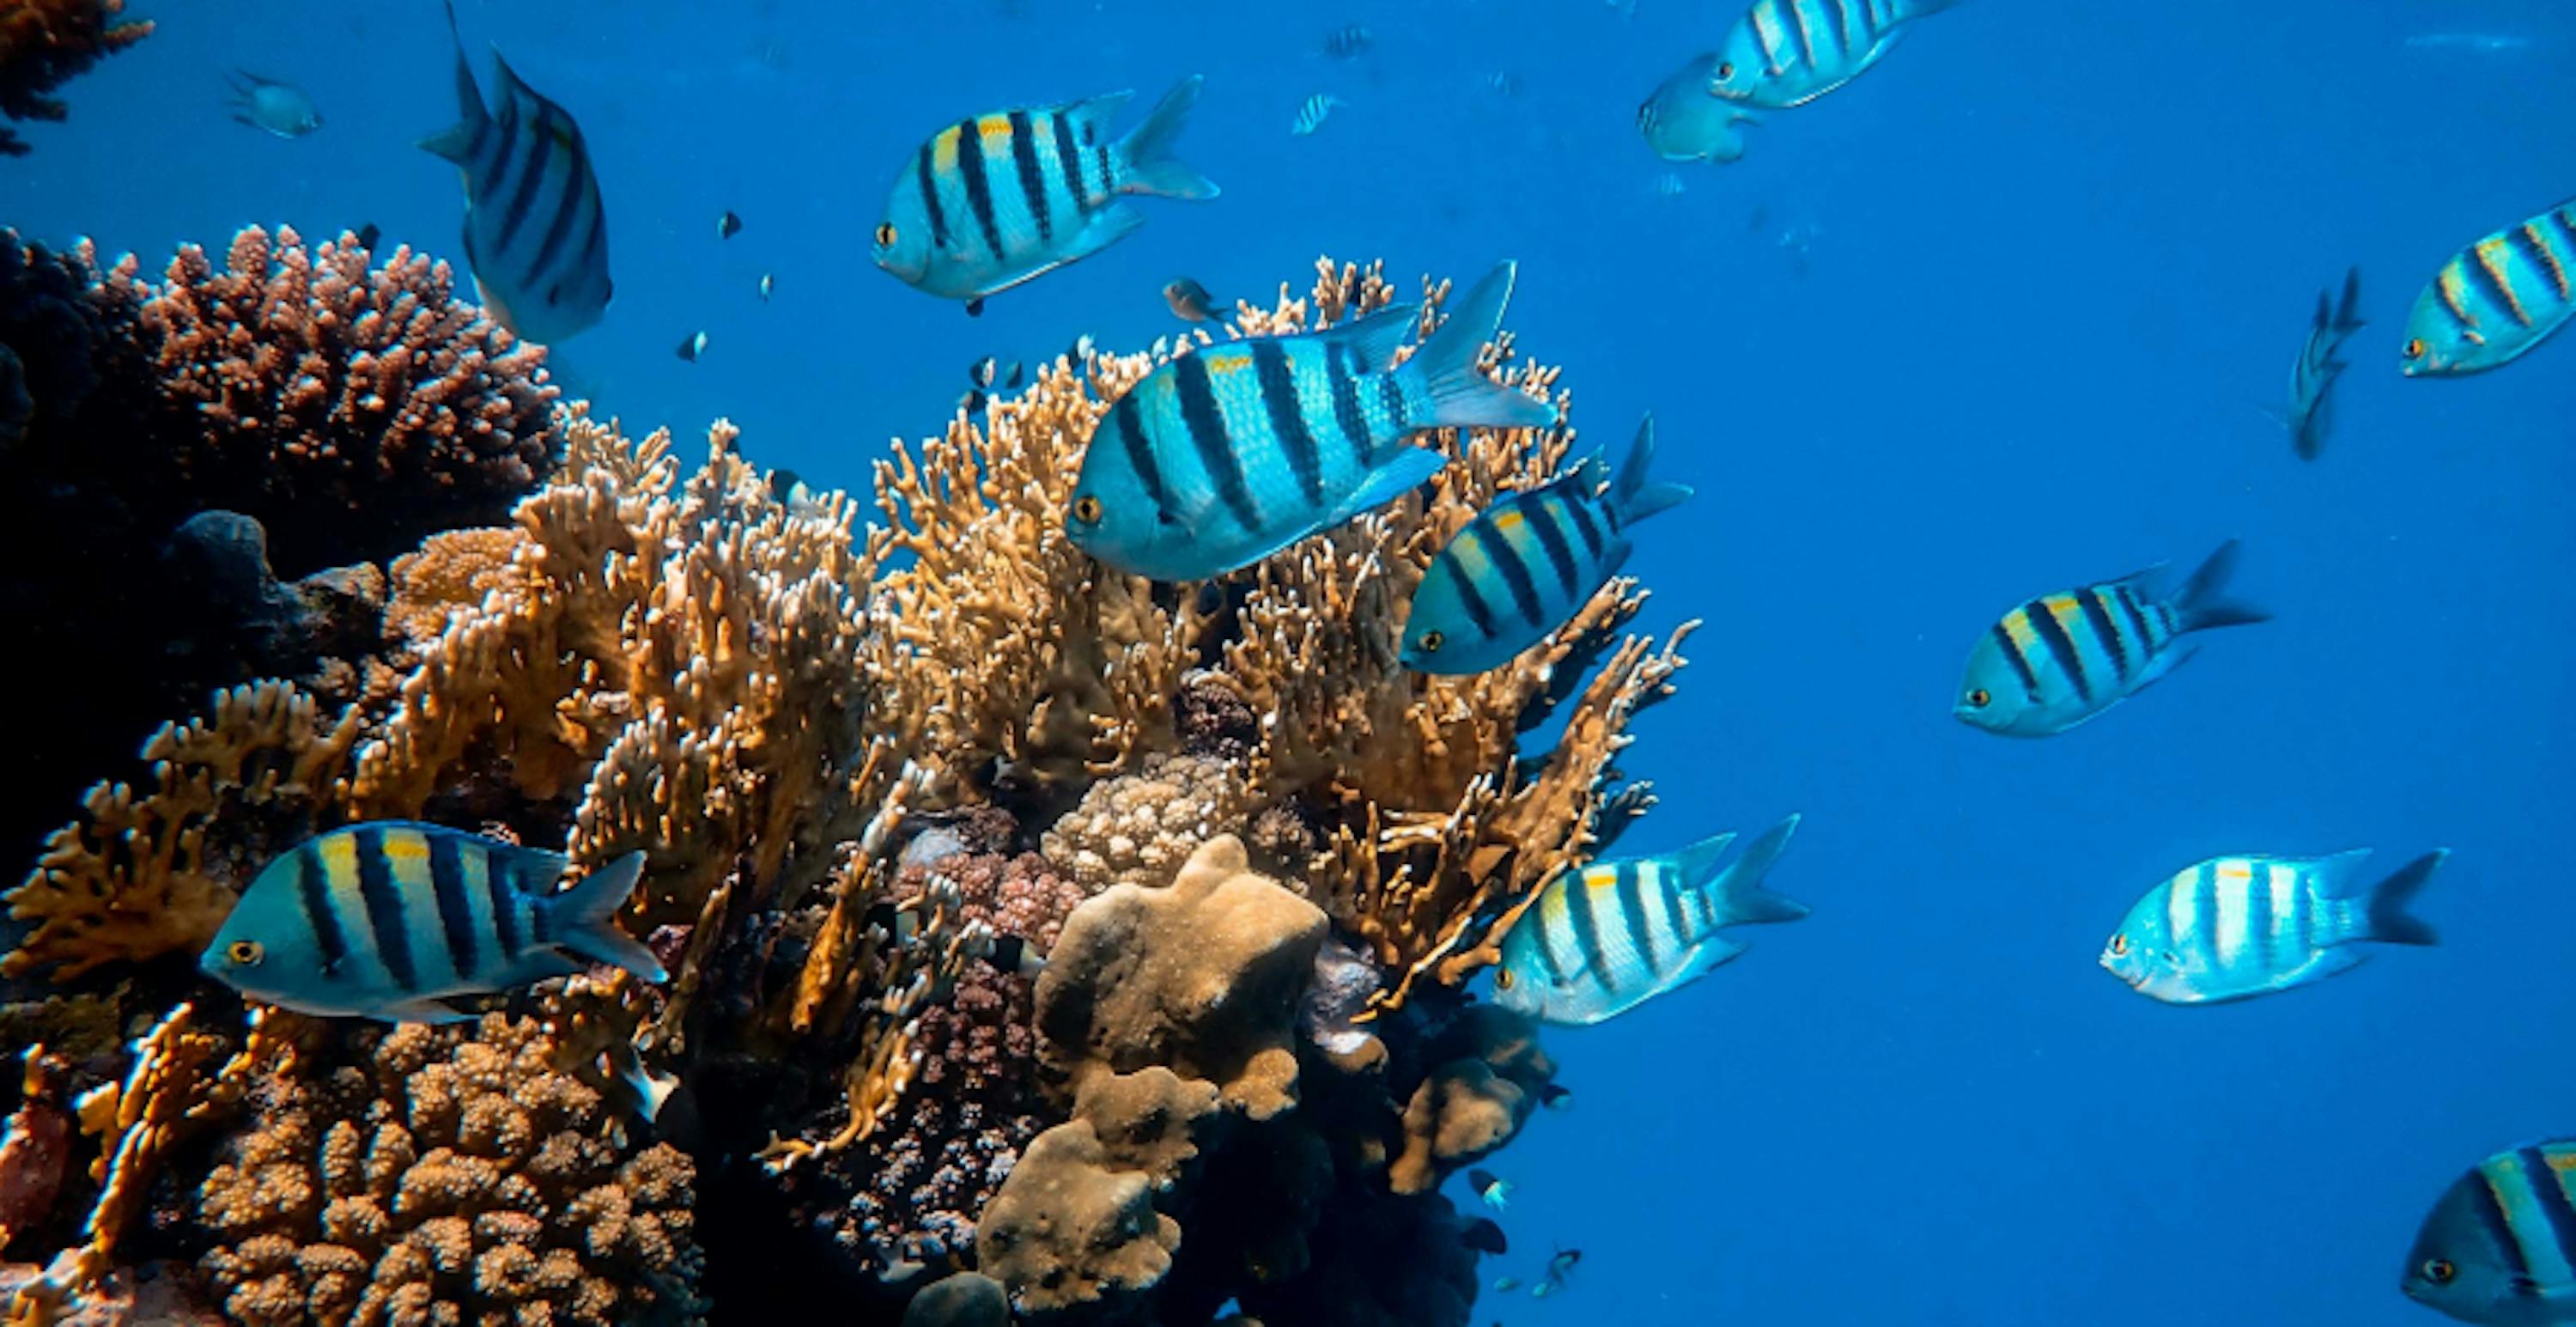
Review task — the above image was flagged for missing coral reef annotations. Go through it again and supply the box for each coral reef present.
[0,0,149,156]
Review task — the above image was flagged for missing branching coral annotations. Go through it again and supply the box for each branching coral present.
[0,0,149,156]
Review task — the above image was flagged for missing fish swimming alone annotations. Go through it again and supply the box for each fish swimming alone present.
[2401,1138,2576,1324]
[201,822,666,1023]
[1461,1217,1509,1255]
[1493,816,1807,1026]
[1637,52,1759,165]
[1066,260,1559,581]
[677,331,708,362]
[717,209,744,240]
[1404,414,1690,675]
[1706,0,1967,110]
[1469,1168,1512,1212]
[224,70,321,138]
[418,1,613,344]
[2401,198,2576,376]
[872,76,1218,316]
[1164,276,1224,322]
[1291,93,1346,137]
[2099,849,2444,1005]
[2277,265,2365,460]
[1953,539,2269,738]
[1323,23,1374,58]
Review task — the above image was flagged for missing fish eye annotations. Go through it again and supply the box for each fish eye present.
[2403,338,2426,359]
[2110,934,2129,957]
[2421,1258,2456,1285]
[227,939,264,966]
[1072,494,1103,526]
[1496,968,1515,990]
[1716,61,1735,81]
[1419,630,1445,653]
[874,222,898,248]
[1965,688,1990,709]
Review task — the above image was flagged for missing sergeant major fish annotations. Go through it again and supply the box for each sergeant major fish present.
[1494,816,1807,1026]
[1291,93,1346,137]
[1067,259,1559,581]
[224,70,321,138]
[873,76,1219,316]
[202,822,666,1023]
[1403,414,1690,674]
[2402,1138,2576,1324]
[1954,539,2268,738]
[2275,265,2365,460]
[1637,52,1759,165]
[418,1,614,344]
[2402,198,2576,376]
[1707,0,1967,110]
[2099,849,2444,1005]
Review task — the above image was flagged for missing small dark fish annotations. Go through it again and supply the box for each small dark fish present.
[957,387,988,416]
[1324,23,1374,58]
[718,210,744,240]
[1539,1084,1572,1111]
[1068,332,1099,361]
[970,356,1001,388]
[226,70,322,138]
[1461,1218,1508,1256]
[1550,1248,1583,1276]
[1005,361,1024,389]
[676,331,708,362]
[1164,277,1224,322]
[758,272,775,301]
[355,222,381,250]
[1467,1167,1513,1211]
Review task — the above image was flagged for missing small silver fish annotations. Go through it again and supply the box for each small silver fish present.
[1650,172,1687,200]
[1483,70,1525,97]
[1291,93,1346,137]
[676,332,708,362]
[758,272,775,301]
[225,70,322,138]
[1163,276,1224,322]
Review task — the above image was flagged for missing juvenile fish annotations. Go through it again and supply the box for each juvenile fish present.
[1324,24,1374,58]
[1404,414,1688,674]
[2100,849,2442,1005]
[225,70,321,138]
[1291,93,1346,137]
[1637,52,1759,165]
[1954,539,2268,738]
[202,822,665,1023]
[2279,265,2365,460]
[2402,1138,2576,1324]
[873,76,1218,315]
[676,331,708,362]
[717,209,744,240]
[1067,260,1558,581]
[1469,1168,1512,1211]
[418,1,614,344]
[1164,276,1225,322]
[1707,0,1967,110]
[1494,816,1807,1026]
[2402,198,2576,376]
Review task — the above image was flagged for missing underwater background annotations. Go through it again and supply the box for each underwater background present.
[8,0,2576,1324]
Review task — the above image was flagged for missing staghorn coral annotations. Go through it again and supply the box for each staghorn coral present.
[1039,752,1261,892]
[191,1013,701,1327]
[0,0,149,156]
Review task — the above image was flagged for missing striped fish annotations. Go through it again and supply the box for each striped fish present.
[872,76,1218,315]
[1291,93,1345,137]
[2099,849,2444,1006]
[1638,52,1760,165]
[1707,0,1966,110]
[2403,1139,2576,1324]
[1404,414,1690,675]
[200,822,665,1023]
[1068,260,1559,581]
[2278,265,2366,460]
[1493,816,1807,1027]
[2403,197,2576,377]
[418,2,612,345]
[1954,539,2269,738]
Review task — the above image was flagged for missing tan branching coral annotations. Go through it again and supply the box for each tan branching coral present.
[382,526,534,648]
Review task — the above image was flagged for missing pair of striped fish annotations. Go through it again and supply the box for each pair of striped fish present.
[419,1,612,345]
[2403,1139,2576,1325]
[2279,266,2366,460]
[1955,539,2269,738]
[1403,415,1690,675]
[1706,0,1965,109]
[201,822,665,1022]
[1493,816,1807,1026]
[872,77,1218,315]
[2403,197,2576,377]
[1067,261,1560,581]
[2098,849,2444,1005]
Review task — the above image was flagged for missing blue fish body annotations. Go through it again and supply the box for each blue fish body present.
[1405,414,1689,674]
[418,6,613,345]
[1069,260,1559,581]
[874,77,1218,309]
[2402,198,2576,377]
[226,72,321,138]
[1954,539,2268,738]
[1493,816,1806,1026]
[2282,266,2365,460]
[1708,0,1965,109]
[1637,52,1759,164]
[201,822,665,1023]
[2099,849,2444,1005]
[2403,1139,2576,1325]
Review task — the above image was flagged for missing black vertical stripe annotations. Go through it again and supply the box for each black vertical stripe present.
[1529,895,1571,984]
[955,119,1007,261]
[1473,524,1547,627]
[1821,0,1852,57]
[2080,587,2130,681]
[1374,374,1408,445]
[1252,342,1323,504]
[1006,110,1053,243]
[1657,866,1693,943]
[1562,491,1607,560]
[486,848,522,959]
[2113,583,2160,653]
[1109,396,1167,511]
[429,832,479,980]
[2023,600,2094,703]
[475,99,522,203]
[1565,874,1612,990]
[2514,1147,2576,1272]
[353,827,417,992]
[1093,144,1114,198]
[294,843,350,974]
[523,155,587,289]
[2554,208,2576,254]
[1990,620,2042,698]
[527,862,555,946]
[492,106,556,256]
[2191,864,2222,971]
[1174,354,1262,533]
[1439,546,1499,636]
[1049,110,1090,215]
[1614,861,1658,974]
[2245,859,2272,971]
[1324,343,1374,466]
[2475,1174,2536,1280]
[2509,225,2567,301]
[1523,497,1583,607]
[915,140,951,250]
[2467,245,2534,326]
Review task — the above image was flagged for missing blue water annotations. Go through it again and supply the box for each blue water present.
[15,1,2575,1323]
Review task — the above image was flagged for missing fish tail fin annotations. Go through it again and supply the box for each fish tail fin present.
[1609,414,1692,527]
[1117,74,1220,201]
[418,7,487,161]
[2173,539,2269,633]
[1702,814,1807,923]
[1399,260,1560,431]
[543,852,668,982]
[2359,849,2445,946]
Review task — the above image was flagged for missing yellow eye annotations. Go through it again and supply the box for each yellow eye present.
[874,222,897,248]
[2421,1258,2456,1285]
[1965,688,1990,709]
[1418,630,1444,653]
[1716,61,1735,81]
[227,939,264,966]
[2110,934,2129,957]
[1072,495,1103,525]
[1495,968,1515,990]
[2403,338,2426,359]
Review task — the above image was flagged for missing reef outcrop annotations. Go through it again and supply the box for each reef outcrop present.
[0,0,149,156]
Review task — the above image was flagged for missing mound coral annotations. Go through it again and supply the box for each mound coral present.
[0,0,149,156]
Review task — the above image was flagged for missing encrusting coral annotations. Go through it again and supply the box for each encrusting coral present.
[0,0,149,156]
